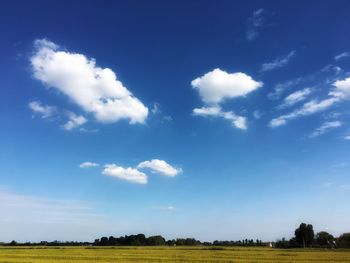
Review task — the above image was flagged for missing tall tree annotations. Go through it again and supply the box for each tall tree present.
[295,223,314,248]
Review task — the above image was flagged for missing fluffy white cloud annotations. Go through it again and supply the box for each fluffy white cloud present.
[260,51,296,72]
[191,68,262,104]
[269,97,339,127]
[63,112,87,130]
[102,164,147,184]
[28,100,56,118]
[331,77,350,99]
[79,162,99,168]
[31,39,148,124]
[193,106,247,130]
[310,121,342,138]
[278,88,312,108]
[137,159,182,177]
[334,52,350,61]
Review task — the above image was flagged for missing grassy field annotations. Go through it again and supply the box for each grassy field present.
[0,246,350,262]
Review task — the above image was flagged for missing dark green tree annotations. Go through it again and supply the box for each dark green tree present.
[316,231,334,248]
[295,223,314,248]
[100,237,109,246]
[338,233,350,248]
[147,235,166,246]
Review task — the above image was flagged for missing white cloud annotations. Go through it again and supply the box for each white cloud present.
[193,106,221,116]
[31,39,148,125]
[28,100,56,118]
[269,70,350,128]
[321,64,344,75]
[344,134,350,140]
[191,68,262,104]
[331,77,350,99]
[63,112,87,130]
[152,206,177,211]
[278,88,312,108]
[102,164,147,184]
[253,110,263,119]
[334,52,350,61]
[193,106,247,130]
[269,97,340,127]
[151,103,160,114]
[79,162,99,168]
[310,121,342,138]
[246,8,267,41]
[137,159,182,177]
[268,78,302,100]
[150,102,172,122]
[260,51,296,72]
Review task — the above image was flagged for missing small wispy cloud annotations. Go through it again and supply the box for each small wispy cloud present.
[260,50,296,72]
[63,112,87,131]
[334,51,350,61]
[79,162,99,168]
[28,100,57,119]
[270,97,339,128]
[278,88,312,109]
[246,8,268,41]
[269,75,350,128]
[253,110,263,119]
[151,102,173,123]
[29,100,91,132]
[344,134,350,140]
[193,106,247,130]
[309,121,342,138]
[152,206,178,211]
[267,78,302,100]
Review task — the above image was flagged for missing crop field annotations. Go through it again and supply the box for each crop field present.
[0,246,350,263]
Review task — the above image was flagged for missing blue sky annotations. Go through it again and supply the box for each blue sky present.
[1,0,350,242]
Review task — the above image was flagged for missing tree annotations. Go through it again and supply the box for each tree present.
[147,235,166,246]
[316,231,334,248]
[9,240,17,246]
[100,237,109,246]
[295,223,314,248]
[338,233,350,248]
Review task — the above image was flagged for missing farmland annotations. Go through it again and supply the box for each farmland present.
[1,246,350,263]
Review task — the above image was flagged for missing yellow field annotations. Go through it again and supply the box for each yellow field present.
[0,246,350,262]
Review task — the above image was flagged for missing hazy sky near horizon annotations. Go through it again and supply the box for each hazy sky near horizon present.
[1,0,350,242]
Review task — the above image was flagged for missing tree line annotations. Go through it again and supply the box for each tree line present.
[275,223,350,248]
[1,223,349,248]
[93,234,264,247]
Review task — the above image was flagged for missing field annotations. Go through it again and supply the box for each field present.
[0,246,350,263]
